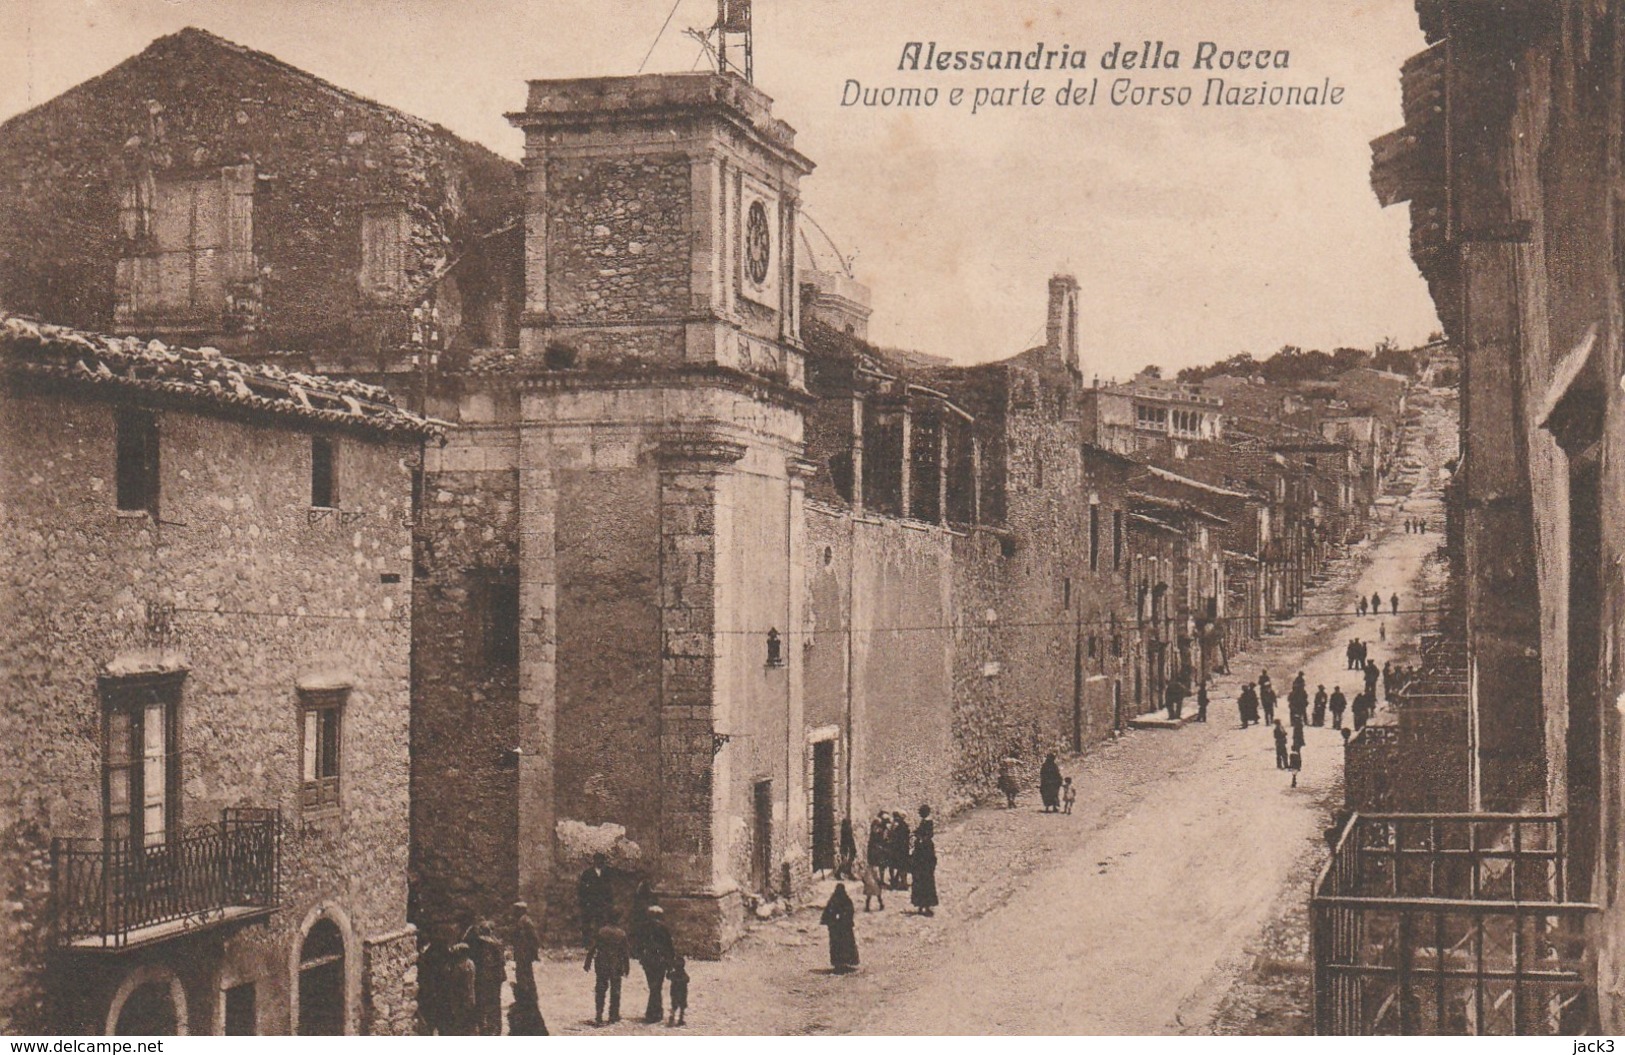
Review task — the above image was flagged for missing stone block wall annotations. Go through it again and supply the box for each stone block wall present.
[0,27,521,356]
[361,927,419,1037]
[0,387,418,1033]
[545,155,692,326]
[409,425,524,936]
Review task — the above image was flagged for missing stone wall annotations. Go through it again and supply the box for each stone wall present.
[410,421,524,936]
[0,27,521,357]
[545,155,692,326]
[362,927,418,1037]
[0,386,418,1033]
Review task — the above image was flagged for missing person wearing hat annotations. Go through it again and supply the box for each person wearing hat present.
[635,904,675,1024]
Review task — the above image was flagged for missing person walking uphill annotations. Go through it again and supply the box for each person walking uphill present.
[911,804,939,916]
[1273,721,1289,770]
[1313,685,1328,727]
[820,883,860,973]
[1039,753,1063,813]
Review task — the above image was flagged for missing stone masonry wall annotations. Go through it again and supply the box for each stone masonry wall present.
[0,386,417,1033]
[0,28,521,355]
[409,427,523,937]
[546,155,692,328]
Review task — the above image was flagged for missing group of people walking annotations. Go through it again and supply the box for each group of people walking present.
[577,858,689,1027]
[821,803,941,972]
[1356,591,1400,617]
[1403,517,1427,534]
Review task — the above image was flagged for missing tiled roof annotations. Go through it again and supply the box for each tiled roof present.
[1,314,443,438]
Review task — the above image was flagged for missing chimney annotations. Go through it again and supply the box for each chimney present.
[1047,274,1080,374]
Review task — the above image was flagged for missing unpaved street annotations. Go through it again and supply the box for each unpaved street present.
[525,448,1448,1035]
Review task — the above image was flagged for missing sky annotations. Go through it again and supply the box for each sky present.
[0,0,1441,375]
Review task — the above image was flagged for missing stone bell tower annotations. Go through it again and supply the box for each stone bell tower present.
[506,73,816,951]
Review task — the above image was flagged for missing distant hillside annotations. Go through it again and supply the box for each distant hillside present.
[1177,337,1437,385]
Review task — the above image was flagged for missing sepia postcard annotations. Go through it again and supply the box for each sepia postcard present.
[0,0,1610,1040]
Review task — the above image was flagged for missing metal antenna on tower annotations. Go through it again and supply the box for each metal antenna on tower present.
[715,0,753,82]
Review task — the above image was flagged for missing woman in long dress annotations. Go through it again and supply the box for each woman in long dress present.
[910,805,939,917]
[819,883,859,972]
[1039,753,1063,812]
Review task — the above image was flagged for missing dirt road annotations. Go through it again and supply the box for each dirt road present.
[518,499,1441,1035]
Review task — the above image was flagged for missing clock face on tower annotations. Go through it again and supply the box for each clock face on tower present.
[745,200,772,287]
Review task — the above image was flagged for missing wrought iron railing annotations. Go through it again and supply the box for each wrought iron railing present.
[51,808,280,949]
[1312,813,1598,1035]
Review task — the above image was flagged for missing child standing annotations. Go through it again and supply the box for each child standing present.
[666,955,689,1027]
[856,859,885,912]
[1288,744,1303,788]
[1061,777,1076,815]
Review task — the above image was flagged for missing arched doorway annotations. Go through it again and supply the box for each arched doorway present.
[106,967,186,1036]
[297,918,346,1035]
[115,982,178,1035]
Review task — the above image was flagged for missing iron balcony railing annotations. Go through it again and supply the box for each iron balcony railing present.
[51,808,281,950]
[1312,812,1598,1035]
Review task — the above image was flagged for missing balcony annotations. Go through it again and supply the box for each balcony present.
[51,808,281,951]
[1312,813,1598,1035]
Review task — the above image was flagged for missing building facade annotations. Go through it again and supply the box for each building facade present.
[0,316,434,1035]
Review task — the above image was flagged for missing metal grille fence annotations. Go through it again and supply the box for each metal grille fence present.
[1312,813,1597,1034]
[51,807,280,949]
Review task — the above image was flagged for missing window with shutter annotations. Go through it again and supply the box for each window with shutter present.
[116,167,253,329]
[360,205,409,300]
[299,689,346,812]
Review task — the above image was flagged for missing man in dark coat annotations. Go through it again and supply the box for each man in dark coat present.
[416,937,450,1035]
[1346,639,1359,670]
[1260,681,1277,725]
[446,943,477,1035]
[887,813,912,890]
[1364,659,1381,696]
[1390,592,1400,615]
[910,804,939,916]
[1371,591,1383,615]
[1273,721,1289,769]
[577,853,614,947]
[1329,686,1348,729]
[1287,673,1309,727]
[1039,754,1063,813]
[1312,685,1328,727]
[1238,683,1259,728]
[635,905,675,1024]
[583,921,631,1025]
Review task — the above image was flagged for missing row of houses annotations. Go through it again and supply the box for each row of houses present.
[0,29,1394,1035]
[1314,0,1625,1036]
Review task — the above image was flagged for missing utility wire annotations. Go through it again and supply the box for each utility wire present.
[638,0,687,73]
